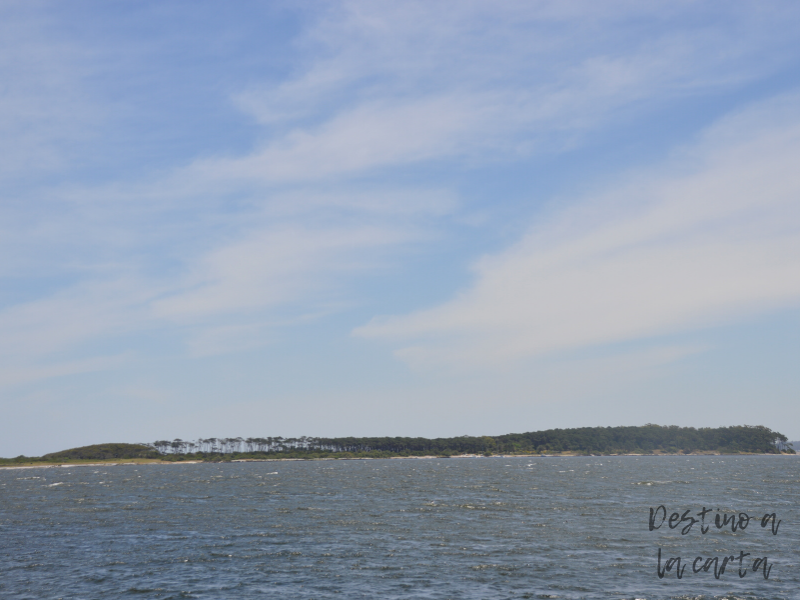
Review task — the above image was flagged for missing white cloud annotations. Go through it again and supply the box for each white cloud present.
[191,96,487,183]
[0,3,99,182]
[0,216,428,382]
[224,1,800,184]
[354,94,800,367]
[3,0,800,394]
[0,278,153,360]
[0,275,154,389]
[0,355,128,389]
[152,223,412,322]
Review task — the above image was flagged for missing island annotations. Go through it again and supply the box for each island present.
[1,425,794,467]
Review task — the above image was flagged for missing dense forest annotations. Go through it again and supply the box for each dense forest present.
[42,443,161,460]
[1,425,793,464]
[0,443,161,464]
[146,425,792,459]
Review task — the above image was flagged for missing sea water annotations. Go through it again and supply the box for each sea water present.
[0,455,797,599]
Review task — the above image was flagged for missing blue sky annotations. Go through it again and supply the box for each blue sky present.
[2,1,799,456]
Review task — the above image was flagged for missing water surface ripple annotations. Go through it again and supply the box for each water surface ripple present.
[1,456,797,599]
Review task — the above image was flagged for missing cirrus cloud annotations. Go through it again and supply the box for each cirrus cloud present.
[354,94,800,367]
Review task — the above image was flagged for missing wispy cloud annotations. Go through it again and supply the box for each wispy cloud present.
[2,0,800,396]
[0,3,101,183]
[355,94,800,367]
[230,0,800,179]
[152,223,413,322]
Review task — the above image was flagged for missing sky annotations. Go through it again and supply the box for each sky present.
[2,0,799,456]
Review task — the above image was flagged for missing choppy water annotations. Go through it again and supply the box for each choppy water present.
[0,456,797,599]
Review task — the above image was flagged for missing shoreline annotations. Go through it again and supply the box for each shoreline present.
[1,452,796,469]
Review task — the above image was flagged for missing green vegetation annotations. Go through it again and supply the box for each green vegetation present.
[0,443,160,465]
[43,443,161,460]
[149,425,793,459]
[1,426,793,466]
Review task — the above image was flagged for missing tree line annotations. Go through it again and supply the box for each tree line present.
[1,425,791,464]
[148,425,791,458]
